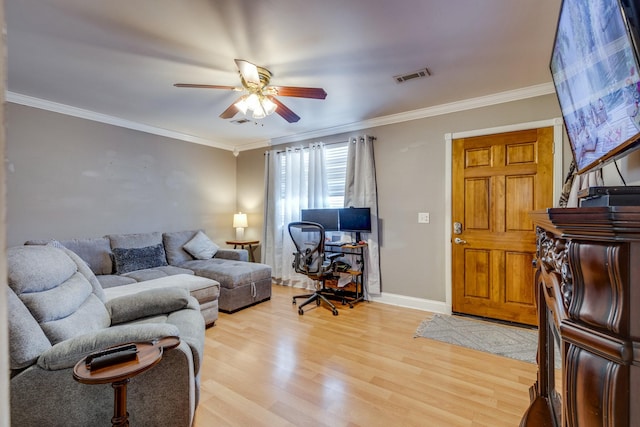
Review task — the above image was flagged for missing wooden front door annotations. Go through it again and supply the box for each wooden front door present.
[452,127,554,325]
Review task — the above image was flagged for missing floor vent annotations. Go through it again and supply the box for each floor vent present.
[394,68,431,83]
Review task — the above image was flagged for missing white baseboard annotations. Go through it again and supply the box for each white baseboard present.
[369,292,451,314]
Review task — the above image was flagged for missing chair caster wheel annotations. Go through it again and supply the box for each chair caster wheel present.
[349,304,354,309]
[332,309,339,316]
[316,298,321,306]
[298,308,304,315]
[292,299,297,305]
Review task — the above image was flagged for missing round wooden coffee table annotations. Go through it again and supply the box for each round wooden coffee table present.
[73,337,180,427]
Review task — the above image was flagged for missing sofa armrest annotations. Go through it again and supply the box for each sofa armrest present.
[214,248,248,262]
[37,322,180,370]
[107,287,195,325]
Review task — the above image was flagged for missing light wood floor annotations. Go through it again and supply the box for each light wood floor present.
[194,285,537,427]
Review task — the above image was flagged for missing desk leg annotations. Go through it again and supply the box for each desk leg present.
[111,379,130,427]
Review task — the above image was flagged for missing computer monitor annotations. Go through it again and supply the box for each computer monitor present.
[300,208,339,231]
[338,207,371,242]
[338,207,371,233]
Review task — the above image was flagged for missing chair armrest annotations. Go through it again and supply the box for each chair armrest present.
[37,322,180,371]
[214,248,249,262]
[107,287,194,325]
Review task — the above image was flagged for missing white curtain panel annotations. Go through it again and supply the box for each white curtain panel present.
[345,135,382,295]
[262,143,328,287]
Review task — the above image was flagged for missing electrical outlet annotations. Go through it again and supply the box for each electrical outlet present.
[418,212,430,223]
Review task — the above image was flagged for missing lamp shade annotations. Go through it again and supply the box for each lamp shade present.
[233,213,248,228]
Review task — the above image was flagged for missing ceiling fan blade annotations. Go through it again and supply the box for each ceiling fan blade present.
[268,96,300,123]
[271,86,327,99]
[219,101,240,119]
[234,59,260,86]
[174,83,241,91]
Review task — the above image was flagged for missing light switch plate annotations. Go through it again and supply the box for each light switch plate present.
[418,212,430,223]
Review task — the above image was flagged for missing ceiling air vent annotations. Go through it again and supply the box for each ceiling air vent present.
[230,118,252,125]
[394,67,431,83]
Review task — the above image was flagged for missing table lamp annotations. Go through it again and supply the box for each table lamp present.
[233,212,248,240]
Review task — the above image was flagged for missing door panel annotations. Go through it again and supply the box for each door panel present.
[465,179,490,229]
[452,127,554,325]
[464,249,490,298]
[505,175,535,231]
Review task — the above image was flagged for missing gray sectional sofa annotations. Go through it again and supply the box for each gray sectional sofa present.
[7,244,205,426]
[27,229,273,325]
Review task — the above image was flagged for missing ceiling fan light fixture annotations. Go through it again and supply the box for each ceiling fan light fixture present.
[176,59,325,123]
[245,93,261,111]
[252,109,266,119]
[262,97,277,115]
[234,96,249,114]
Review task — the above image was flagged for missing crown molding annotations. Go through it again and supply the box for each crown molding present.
[268,82,556,146]
[5,91,242,150]
[7,82,555,152]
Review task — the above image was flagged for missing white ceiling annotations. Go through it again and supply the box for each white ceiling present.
[6,0,562,152]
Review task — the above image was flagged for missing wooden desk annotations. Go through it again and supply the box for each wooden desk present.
[325,243,367,306]
[73,337,179,427]
[226,240,259,262]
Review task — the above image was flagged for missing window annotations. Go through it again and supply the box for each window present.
[325,143,348,208]
[278,142,348,209]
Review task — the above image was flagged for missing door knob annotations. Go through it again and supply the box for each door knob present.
[454,237,467,245]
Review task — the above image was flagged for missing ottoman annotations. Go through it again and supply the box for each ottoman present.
[162,229,272,313]
[103,274,220,326]
[181,259,272,313]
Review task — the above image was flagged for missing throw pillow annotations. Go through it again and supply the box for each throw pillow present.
[112,243,168,275]
[183,231,219,260]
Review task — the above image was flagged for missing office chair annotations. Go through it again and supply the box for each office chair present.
[288,221,344,316]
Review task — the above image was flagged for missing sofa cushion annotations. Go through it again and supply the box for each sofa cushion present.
[97,274,138,288]
[107,288,192,325]
[7,286,52,371]
[112,243,168,274]
[8,245,78,295]
[42,294,111,345]
[57,245,107,303]
[163,230,201,265]
[121,265,194,282]
[38,322,180,371]
[59,237,113,275]
[183,231,219,260]
[180,259,272,289]
[108,231,163,249]
[7,246,111,345]
[24,237,114,275]
[103,274,220,303]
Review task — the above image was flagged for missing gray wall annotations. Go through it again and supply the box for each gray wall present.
[6,103,238,247]
[236,147,266,261]
[238,93,563,303]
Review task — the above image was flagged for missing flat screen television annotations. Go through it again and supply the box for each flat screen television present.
[300,208,339,231]
[550,0,640,173]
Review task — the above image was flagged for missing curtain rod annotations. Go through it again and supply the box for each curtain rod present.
[270,136,376,155]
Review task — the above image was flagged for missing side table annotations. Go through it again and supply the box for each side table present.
[73,337,180,427]
[226,239,259,262]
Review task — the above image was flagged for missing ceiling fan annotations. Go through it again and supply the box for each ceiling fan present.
[174,59,327,123]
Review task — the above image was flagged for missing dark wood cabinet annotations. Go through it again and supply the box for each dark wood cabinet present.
[521,207,640,427]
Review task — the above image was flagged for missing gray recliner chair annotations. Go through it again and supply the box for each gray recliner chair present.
[7,245,205,426]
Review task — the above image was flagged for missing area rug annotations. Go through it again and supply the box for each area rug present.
[414,314,538,363]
